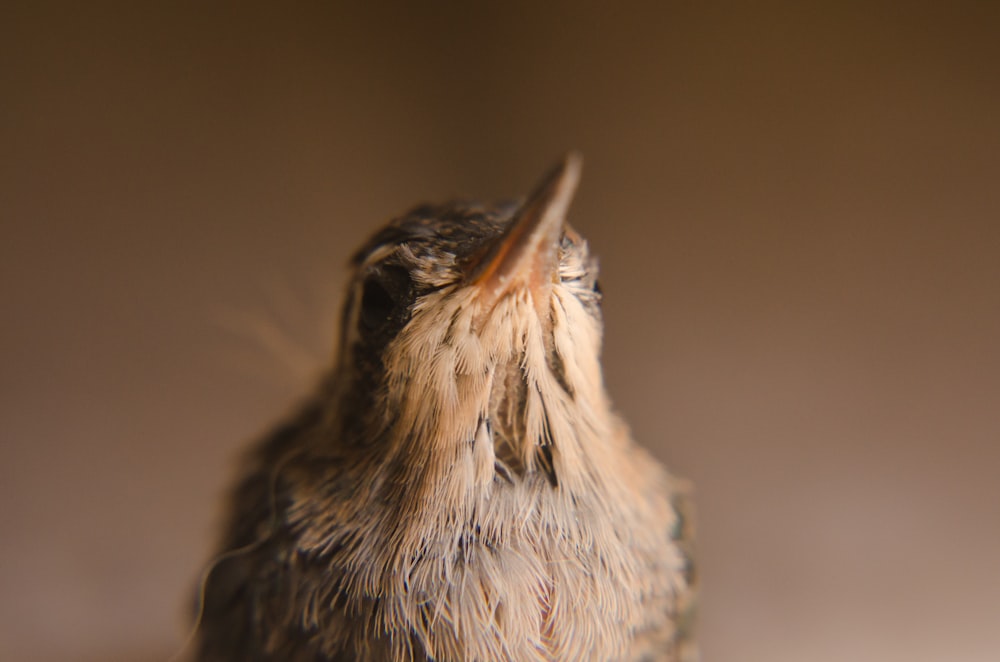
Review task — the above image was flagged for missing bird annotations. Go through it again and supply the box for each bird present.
[192,153,696,661]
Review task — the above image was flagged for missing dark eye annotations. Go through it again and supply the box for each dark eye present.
[359,265,412,333]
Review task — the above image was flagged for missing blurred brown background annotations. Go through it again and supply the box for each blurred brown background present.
[2,2,999,661]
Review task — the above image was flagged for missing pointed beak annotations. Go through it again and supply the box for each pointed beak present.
[467,152,583,309]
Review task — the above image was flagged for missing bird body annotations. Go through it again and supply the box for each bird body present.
[195,155,695,661]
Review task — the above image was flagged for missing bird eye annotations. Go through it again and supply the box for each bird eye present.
[359,265,412,333]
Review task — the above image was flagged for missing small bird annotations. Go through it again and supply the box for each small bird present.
[194,154,696,661]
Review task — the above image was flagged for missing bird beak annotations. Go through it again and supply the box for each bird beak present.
[467,152,583,312]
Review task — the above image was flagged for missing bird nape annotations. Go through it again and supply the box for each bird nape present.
[192,153,697,662]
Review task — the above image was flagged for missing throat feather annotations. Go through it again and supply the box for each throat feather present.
[488,358,557,486]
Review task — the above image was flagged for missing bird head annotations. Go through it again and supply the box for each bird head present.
[333,154,611,491]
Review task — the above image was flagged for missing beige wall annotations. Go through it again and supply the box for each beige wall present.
[2,3,998,661]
